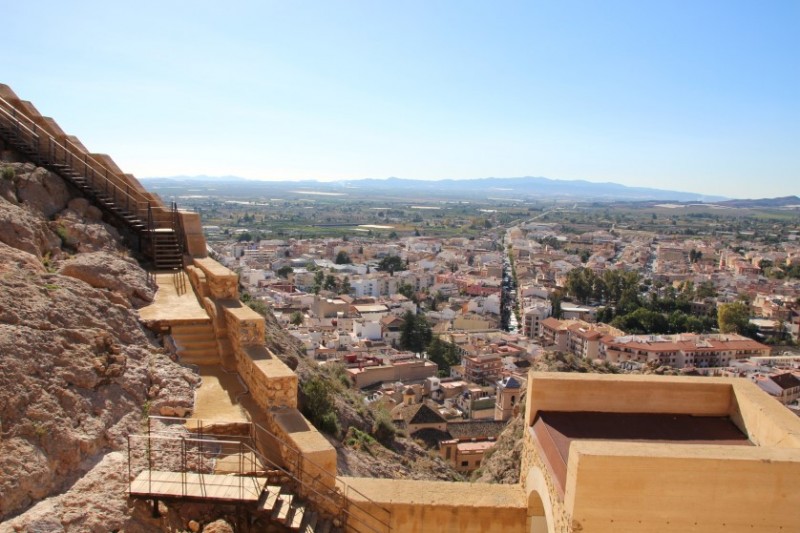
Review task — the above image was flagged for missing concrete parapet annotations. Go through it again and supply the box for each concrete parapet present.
[565,441,800,532]
[339,477,528,533]
[260,406,338,515]
[185,264,209,299]
[194,257,238,299]
[523,372,800,533]
[729,377,800,447]
[179,211,207,258]
[525,372,734,428]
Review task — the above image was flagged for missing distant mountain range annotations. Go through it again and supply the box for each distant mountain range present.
[717,195,800,208]
[141,175,729,202]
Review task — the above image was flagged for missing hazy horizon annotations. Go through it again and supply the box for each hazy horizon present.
[3,1,798,198]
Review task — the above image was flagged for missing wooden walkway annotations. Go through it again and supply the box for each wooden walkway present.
[130,470,266,502]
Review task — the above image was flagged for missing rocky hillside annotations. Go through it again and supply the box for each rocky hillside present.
[0,162,199,531]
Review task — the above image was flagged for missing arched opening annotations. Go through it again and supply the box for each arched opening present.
[528,490,548,533]
[525,466,555,533]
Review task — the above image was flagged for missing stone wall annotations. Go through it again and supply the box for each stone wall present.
[194,257,238,300]
[340,477,528,533]
[220,301,298,410]
[261,407,339,516]
[187,257,341,516]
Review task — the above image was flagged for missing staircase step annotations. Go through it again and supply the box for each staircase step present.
[272,493,294,524]
[300,511,318,533]
[260,485,282,512]
[172,323,213,334]
[288,502,306,530]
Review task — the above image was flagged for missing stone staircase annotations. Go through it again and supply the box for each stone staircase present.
[171,322,220,365]
[259,484,342,533]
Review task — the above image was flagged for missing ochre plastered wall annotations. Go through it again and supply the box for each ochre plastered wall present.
[525,373,734,428]
[565,441,800,532]
[523,373,800,533]
[340,477,529,533]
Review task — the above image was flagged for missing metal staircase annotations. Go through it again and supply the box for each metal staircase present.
[0,94,182,269]
[128,417,391,533]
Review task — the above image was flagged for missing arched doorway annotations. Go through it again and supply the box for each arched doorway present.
[525,467,555,533]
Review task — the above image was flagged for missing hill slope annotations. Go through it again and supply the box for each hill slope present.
[0,162,197,531]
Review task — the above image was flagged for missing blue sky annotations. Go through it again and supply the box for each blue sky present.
[2,1,798,198]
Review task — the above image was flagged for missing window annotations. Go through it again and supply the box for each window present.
[461,461,468,467]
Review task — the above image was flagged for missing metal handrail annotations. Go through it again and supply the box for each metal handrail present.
[128,433,261,501]
[0,95,161,226]
[250,420,392,533]
[141,416,392,532]
[174,271,187,295]
[172,201,187,261]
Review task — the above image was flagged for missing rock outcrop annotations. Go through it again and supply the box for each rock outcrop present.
[59,251,155,308]
[0,162,196,528]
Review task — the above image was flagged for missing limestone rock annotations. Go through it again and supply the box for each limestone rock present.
[203,519,234,533]
[16,166,70,217]
[59,251,154,307]
[0,195,62,258]
[0,240,45,274]
[53,206,122,253]
[0,253,192,521]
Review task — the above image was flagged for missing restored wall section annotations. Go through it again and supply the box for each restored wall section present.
[525,372,733,427]
[191,257,340,512]
[564,441,800,532]
[729,379,800,448]
[340,477,528,533]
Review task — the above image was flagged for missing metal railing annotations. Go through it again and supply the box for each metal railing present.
[174,271,187,296]
[249,420,392,533]
[128,416,392,533]
[127,433,263,502]
[0,99,145,220]
[0,95,177,231]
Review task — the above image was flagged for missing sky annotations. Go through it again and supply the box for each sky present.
[1,1,798,199]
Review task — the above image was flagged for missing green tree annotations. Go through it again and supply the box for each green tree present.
[276,265,293,278]
[335,251,352,264]
[300,376,339,436]
[398,283,416,302]
[339,276,351,295]
[290,311,304,326]
[426,336,461,377]
[312,270,324,294]
[549,289,564,319]
[400,311,431,353]
[377,255,406,274]
[323,274,339,291]
[696,281,717,299]
[718,301,751,334]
